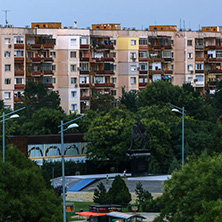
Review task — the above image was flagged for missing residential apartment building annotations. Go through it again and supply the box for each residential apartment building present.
[0,23,222,113]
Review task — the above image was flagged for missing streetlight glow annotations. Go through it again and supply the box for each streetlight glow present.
[9,114,19,119]
[67,123,79,130]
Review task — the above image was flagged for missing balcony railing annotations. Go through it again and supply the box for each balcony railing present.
[80,96,90,100]
[80,70,89,74]
[44,70,54,75]
[15,84,25,90]
[42,44,54,49]
[15,70,24,76]
[164,70,173,74]
[46,83,54,88]
[94,44,115,50]
[14,57,24,63]
[139,58,148,62]
[80,44,90,49]
[30,71,41,76]
[150,70,164,75]
[208,70,222,74]
[139,83,148,87]
[206,45,222,50]
[31,57,41,62]
[31,44,41,49]
[139,70,148,74]
[195,70,204,73]
[95,83,115,87]
[44,57,53,62]
[80,57,90,62]
[208,58,222,62]
[79,83,89,87]
[195,57,204,61]
[96,70,115,75]
[14,44,24,49]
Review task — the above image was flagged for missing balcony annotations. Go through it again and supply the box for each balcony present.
[94,44,115,50]
[150,70,164,75]
[153,46,162,50]
[30,71,41,76]
[80,96,90,100]
[14,44,24,49]
[208,58,222,62]
[195,70,204,73]
[208,70,222,74]
[14,97,22,102]
[206,45,222,50]
[31,44,41,49]
[44,70,54,75]
[195,45,204,50]
[163,58,173,62]
[14,57,24,63]
[139,58,148,62]
[95,83,115,87]
[139,45,148,50]
[80,44,90,49]
[31,57,41,62]
[42,44,54,49]
[195,57,204,61]
[139,83,148,87]
[139,70,148,74]
[44,57,53,62]
[46,83,54,88]
[79,83,89,87]
[163,45,172,50]
[15,70,24,76]
[151,58,162,62]
[80,70,89,74]
[15,84,25,90]
[164,70,173,74]
[80,57,89,62]
[96,70,115,75]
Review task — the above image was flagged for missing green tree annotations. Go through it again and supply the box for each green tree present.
[1,145,62,221]
[107,175,131,207]
[154,153,222,222]
[84,108,134,170]
[93,182,107,204]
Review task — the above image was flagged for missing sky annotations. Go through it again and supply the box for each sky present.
[1,0,222,31]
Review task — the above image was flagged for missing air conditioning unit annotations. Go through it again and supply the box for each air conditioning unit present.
[191,70,193,74]
[75,84,78,88]
[8,44,11,48]
[137,67,140,71]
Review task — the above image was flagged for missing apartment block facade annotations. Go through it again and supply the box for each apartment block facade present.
[0,23,222,113]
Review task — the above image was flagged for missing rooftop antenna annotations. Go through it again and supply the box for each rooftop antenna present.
[183,20,185,31]
[180,18,182,31]
[189,21,191,31]
[2,10,10,26]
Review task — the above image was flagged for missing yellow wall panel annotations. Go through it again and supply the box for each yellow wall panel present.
[118,37,139,50]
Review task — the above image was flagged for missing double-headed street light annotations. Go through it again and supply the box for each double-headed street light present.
[0,107,25,163]
[170,104,185,170]
[58,115,84,222]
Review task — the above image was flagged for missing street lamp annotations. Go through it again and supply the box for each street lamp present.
[0,107,25,163]
[170,104,185,170]
[58,116,83,222]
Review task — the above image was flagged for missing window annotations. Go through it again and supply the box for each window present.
[188,52,193,59]
[14,36,24,44]
[71,77,77,84]
[4,92,11,99]
[71,91,77,97]
[5,38,10,44]
[70,64,76,72]
[113,65,116,71]
[196,75,204,82]
[162,51,172,58]
[130,52,136,59]
[110,52,116,58]
[5,78,11,84]
[195,63,203,70]
[80,63,88,71]
[71,104,77,111]
[71,39,77,46]
[4,51,10,58]
[80,37,89,45]
[130,77,136,84]
[14,50,24,57]
[50,52,56,58]
[70,51,76,58]
[188,64,193,71]
[139,38,147,45]
[95,76,103,83]
[139,51,147,58]
[5,65,11,71]
[111,77,116,84]
[131,39,136,46]
[111,40,116,45]
[139,63,148,71]
[188,77,193,83]
[131,65,137,71]
[111,90,116,96]
[216,51,222,58]
[15,78,23,84]
[52,65,56,71]
[187,40,193,46]
[52,78,56,84]
[80,76,88,83]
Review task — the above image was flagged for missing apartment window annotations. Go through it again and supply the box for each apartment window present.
[50,52,56,58]
[113,65,116,71]
[110,52,116,58]
[188,77,193,83]
[5,78,11,84]
[131,65,137,71]
[196,75,204,82]
[111,90,116,96]
[4,51,10,58]
[187,40,193,46]
[4,92,11,99]
[80,37,89,45]
[131,39,136,46]
[71,104,77,111]
[216,51,222,58]
[139,38,147,45]
[130,52,136,59]
[139,78,144,83]
[162,51,172,58]
[52,78,56,84]
[71,77,77,84]
[70,51,76,58]
[95,76,103,83]
[5,65,11,71]
[111,77,116,84]
[111,40,116,45]
[14,36,24,44]
[71,91,77,97]
[188,64,193,71]
[80,76,88,83]
[15,78,24,84]
[139,51,147,58]
[195,63,203,70]
[188,52,193,59]
[130,77,136,84]
[52,65,56,71]
[14,50,24,57]
[80,63,88,71]
[70,64,76,72]
[71,39,77,46]
[5,38,10,44]
[139,63,148,70]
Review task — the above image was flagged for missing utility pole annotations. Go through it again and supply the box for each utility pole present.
[2,10,10,26]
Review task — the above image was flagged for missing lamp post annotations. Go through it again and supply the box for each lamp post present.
[0,107,25,163]
[170,104,185,170]
[58,116,83,222]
